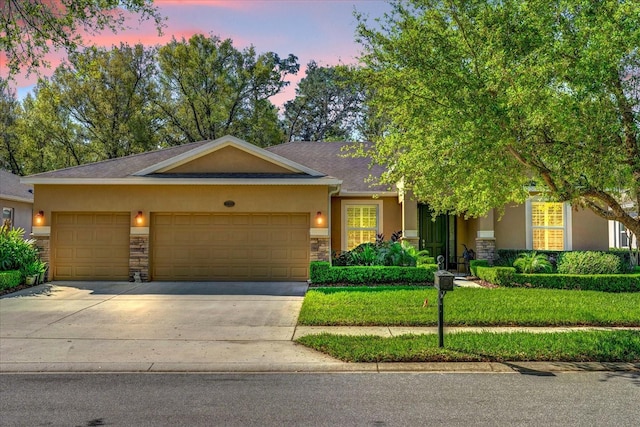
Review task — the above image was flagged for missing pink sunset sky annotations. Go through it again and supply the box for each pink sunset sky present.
[7,0,392,107]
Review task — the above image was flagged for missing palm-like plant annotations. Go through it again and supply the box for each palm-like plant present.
[513,251,553,274]
[401,240,431,266]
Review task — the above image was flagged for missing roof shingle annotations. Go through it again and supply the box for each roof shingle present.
[0,169,34,202]
[267,141,391,193]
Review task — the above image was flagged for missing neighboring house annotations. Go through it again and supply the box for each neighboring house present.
[22,135,608,282]
[0,169,34,235]
[609,218,637,249]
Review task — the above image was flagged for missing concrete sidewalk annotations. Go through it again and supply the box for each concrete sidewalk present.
[1,282,638,374]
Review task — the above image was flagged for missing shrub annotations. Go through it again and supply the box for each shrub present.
[0,225,38,272]
[608,249,639,273]
[511,273,640,293]
[469,260,489,276]
[495,249,560,269]
[331,235,420,267]
[557,251,622,275]
[513,252,553,274]
[0,270,22,290]
[476,266,516,286]
[310,261,437,285]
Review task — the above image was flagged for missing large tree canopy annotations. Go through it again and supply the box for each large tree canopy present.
[0,0,163,76]
[156,34,298,147]
[358,0,640,238]
[282,61,366,142]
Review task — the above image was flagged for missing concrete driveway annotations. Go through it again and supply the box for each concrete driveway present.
[0,281,348,373]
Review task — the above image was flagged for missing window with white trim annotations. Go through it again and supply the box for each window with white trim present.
[342,201,382,250]
[2,207,13,228]
[526,201,571,250]
[619,223,629,248]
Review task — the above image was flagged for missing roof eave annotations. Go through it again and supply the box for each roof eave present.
[20,177,343,186]
[338,190,398,197]
[0,194,34,203]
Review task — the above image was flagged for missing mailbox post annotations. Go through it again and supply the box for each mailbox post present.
[434,256,454,348]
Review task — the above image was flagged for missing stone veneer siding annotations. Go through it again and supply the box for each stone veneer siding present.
[129,234,149,282]
[310,237,330,262]
[34,235,50,281]
[475,238,496,264]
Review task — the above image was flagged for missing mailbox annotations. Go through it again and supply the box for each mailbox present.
[434,270,455,291]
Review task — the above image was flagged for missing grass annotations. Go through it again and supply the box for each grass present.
[298,287,640,327]
[296,330,640,363]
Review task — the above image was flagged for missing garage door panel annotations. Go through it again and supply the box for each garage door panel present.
[151,213,309,281]
[291,229,308,242]
[250,250,269,261]
[252,215,269,225]
[291,215,308,226]
[271,249,289,261]
[55,213,76,225]
[52,212,129,281]
[291,267,308,278]
[290,249,308,260]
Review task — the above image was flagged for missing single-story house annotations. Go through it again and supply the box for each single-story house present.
[22,135,608,282]
[1,169,34,235]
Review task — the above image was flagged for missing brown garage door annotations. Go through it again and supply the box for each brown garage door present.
[151,213,309,281]
[52,212,130,280]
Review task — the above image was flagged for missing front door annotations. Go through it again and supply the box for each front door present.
[418,205,456,269]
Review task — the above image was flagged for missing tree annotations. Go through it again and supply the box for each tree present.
[155,34,298,147]
[21,43,160,166]
[357,0,640,238]
[0,0,163,76]
[16,89,87,174]
[282,61,366,142]
[0,78,22,174]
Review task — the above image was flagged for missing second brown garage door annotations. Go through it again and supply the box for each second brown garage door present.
[151,213,309,281]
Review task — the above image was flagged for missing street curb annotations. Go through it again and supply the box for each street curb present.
[2,361,638,374]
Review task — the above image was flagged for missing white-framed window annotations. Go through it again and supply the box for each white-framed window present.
[609,221,632,248]
[341,200,383,251]
[620,223,629,248]
[2,207,13,228]
[525,200,572,250]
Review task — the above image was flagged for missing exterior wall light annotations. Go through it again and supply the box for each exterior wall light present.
[315,211,324,226]
[34,211,44,226]
[135,211,144,226]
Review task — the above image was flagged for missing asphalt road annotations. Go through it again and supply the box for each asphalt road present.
[1,372,639,426]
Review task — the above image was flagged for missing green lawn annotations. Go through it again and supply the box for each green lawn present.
[298,287,640,327]
[296,330,640,363]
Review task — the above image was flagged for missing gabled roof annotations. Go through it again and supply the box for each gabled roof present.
[267,141,394,195]
[134,135,325,177]
[0,169,34,203]
[22,136,341,186]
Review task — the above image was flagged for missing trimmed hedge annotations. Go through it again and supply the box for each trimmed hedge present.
[421,257,436,265]
[310,261,437,285]
[511,273,640,293]
[0,270,22,290]
[476,266,516,286]
[469,260,489,277]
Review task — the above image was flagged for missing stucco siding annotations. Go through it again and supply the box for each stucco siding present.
[572,208,608,250]
[0,198,32,235]
[34,184,327,221]
[165,146,296,174]
[495,204,526,249]
[382,197,402,241]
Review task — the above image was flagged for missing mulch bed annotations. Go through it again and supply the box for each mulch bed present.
[0,282,43,297]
